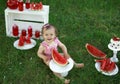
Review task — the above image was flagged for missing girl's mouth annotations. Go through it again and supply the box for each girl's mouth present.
[47,39,52,41]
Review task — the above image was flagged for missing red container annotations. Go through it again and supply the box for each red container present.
[7,0,18,9]
[25,0,30,9]
[28,26,32,37]
[25,3,30,9]
[18,0,23,11]
[35,30,40,38]
[30,2,35,10]
[12,24,19,36]
[22,29,26,36]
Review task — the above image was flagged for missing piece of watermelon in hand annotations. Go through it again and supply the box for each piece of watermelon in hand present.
[18,35,24,46]
[26,35,31,44]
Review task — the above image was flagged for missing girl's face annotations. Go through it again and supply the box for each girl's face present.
[43,28,56,43]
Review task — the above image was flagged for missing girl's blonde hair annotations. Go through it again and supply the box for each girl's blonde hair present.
[41,23,58,36]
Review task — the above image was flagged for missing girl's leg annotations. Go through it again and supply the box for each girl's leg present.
[43,59,50,66]
[43,59,70,83]
[69,58,84,68]
[60,53,84,68]
[74,63,84,68]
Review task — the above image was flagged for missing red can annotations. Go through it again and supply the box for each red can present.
[35,30,40,38]
[28,26,32,37]
[12,24,19,36]
[18,0,23,11]
[25,0,30,9]
[22,29,26,36]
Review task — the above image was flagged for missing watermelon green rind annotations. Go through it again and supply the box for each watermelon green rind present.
[85,43,106,59]
[52,49,68,66]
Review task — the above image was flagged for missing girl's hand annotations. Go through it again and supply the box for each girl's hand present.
[64,53,70,59]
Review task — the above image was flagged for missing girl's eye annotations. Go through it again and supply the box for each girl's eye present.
[45,34,48,36]
[51,34,53,36]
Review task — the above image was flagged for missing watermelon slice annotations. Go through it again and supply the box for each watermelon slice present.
[52,49,68,66]
[108,62,115,72]
[85,43,106,58]
[100,59,107,71]
[95,58,116,72]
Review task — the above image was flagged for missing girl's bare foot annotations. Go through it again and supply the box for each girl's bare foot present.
[64,79,70,84]
[75,63,84,68]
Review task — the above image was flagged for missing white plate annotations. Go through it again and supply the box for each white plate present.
[13,39,36,50]
[95,62,119,76]
[49,58,74,73]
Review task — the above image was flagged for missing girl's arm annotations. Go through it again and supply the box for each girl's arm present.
[37,44,48,61]
[58,41,70,59]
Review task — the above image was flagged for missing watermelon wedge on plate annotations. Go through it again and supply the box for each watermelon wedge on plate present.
[85,43,106,58]
[52,49,68,66]
[95,58,116,72]
[95,61,118,76]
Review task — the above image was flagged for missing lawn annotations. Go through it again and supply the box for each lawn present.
[0,0,120,84]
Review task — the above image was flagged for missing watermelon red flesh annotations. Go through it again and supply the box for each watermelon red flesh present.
[108,62,115,72]
[86,43,106,58]
[103,60,115,72]
[100,59,107,70]
[96,58,116,72]
[101,58,110,71]
[95,59,104,63]
[52,49,68,66]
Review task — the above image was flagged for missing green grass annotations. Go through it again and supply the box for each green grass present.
[0,0,120,84]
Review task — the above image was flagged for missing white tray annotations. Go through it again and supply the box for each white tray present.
[13,39,36,50]
[95,62,119,76]
[49,58,74,73]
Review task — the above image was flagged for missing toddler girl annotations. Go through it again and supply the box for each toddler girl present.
[37,23,84,84]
